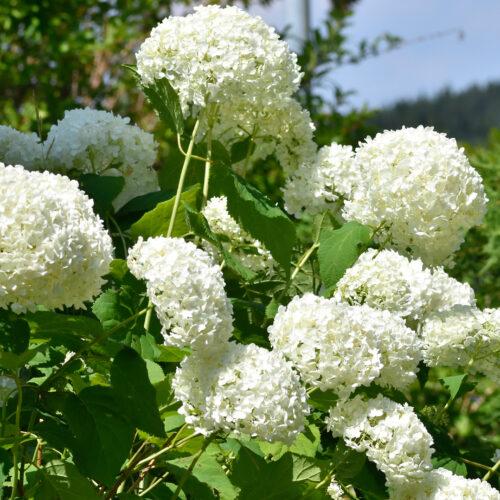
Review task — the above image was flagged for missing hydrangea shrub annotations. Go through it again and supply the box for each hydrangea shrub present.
[0,5,498,499]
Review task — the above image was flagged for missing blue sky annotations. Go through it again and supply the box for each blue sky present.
[248,0,500,109]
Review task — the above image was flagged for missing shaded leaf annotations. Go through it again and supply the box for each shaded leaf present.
[25,459,100,499]
[230,446,303,499]
[141,78,184,135]
[26,311,101,342]
[111,347,165,437]
[349,461,388,500]
[0,310,29,354]
[308,388,338,412]
[60,386,135,486]
[332,440,366,480]
[432,456,467,477]
[230,137,253,164]
[211,166,296,273]
[79,174,125,215]
[117,190,175,216]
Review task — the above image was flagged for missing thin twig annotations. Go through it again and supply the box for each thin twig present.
[483,457,500,482]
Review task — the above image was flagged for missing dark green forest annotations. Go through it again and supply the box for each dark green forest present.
[371,81,500,143]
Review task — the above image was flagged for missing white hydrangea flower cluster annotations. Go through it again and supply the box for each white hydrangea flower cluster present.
[392,467,500,499]
[0,164,113,313]
[284,144,355,217]
[268,294,421,398]
[0,125,45,170]
[425,267,476,315]
[327,395,434,489]
[214,97,316,176]
[421,305,500,382]
[137,5,316,175]
[284,127,487,266]
[45,108,158,210]
[335,249,475,322]
[202,196,274,273]
[335,249,433,321]
[342,127,487,266]
[127,237,233,351]
[172,342,310,444]
[136,5,301,113]
[327,478,345,499]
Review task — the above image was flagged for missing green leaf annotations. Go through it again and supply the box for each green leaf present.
[92,289,137,332]
[184,202,256,281]
[26,311,101,341]
[130,184,201,240]
[318,222,372,292]
[231,299,270,348]
[230,446,304,499]
[0,343,51,370]
[79,174,125,215]
[230,137,253,164]
[264,298,281,320]
[163,411,185,433]
[349,461,388,500]
[166,445,238,500]
[417,362,430,389]
[108,259,130,281]
[154,345,190,363]
[331,440,366,481]
[432,456,467,477]
[308,388,338,411]
[111,347,165,437]
[441,374,476,400]
[289,425,321,458]
[211,140,231,166]
[0,448,12,486]
[0,310,30,354]
[291,455,322,482]
[141,78,184,135]
[60,386,135,486]
[211,166,296,273]
[25,459,100,499]
[116,190,174,216]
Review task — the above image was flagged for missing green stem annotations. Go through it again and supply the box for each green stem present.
[167,119,200,238]
[460,457,500,476]
[139,470,170,496]
[144,119,201,333]
[291,243,320,281]
[483,457,500,482]
[202,130,212,206]
[171,436,212,500]
[107,426,199,497]
[143,307,153,333]
[10,374,23,500]
[104,440,149,500]
[134,430,199,469]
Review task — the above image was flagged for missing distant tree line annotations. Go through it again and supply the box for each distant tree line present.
[371,81,500,144]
